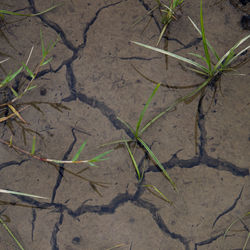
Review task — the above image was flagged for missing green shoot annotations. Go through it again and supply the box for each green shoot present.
[31,136,36,155]
[138,137,176,189]
[124,140,141,180]
[144,184,173,204]
[0,217,25,250]
[135,83,161,137]
[200,0,211,73]
[72,141,87,161]
[103,84,176,190]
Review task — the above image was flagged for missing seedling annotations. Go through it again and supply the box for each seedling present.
[0,30,64,142]
[132,0,250,152]
[0,137,112,168]
[103,83,176,191]
[134,0,183,46]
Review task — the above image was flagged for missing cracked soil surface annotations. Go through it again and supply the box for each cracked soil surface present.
[0,0,249,249]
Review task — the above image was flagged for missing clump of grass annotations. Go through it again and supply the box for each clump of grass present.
[103,83,176,196]
[134,0,183,46]
[0,30,67,142]
[132,0,250,152]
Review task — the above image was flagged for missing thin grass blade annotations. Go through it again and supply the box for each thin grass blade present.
[225,45,250,67]
[100,139,134,147]
[117,116,135,135]
[188,16,219,60]
[144,184,172,204]
[135,83,161,137]
[31,136,36,155]
[132,41,209,73]
[214,34,250,72]
[0,217,25,250]
[8,104,27,123]
[200,0,211,72]
[72,141,87,161]
[22,62,35,79]
[137,137,176,190]
[124,140,141,180]
[0,189,48,199]
[89,150,113,163]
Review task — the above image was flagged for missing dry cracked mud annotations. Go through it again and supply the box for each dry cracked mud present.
[0,0,249,250]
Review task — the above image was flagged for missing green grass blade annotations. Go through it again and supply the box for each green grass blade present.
[41,57,53,66]
[188,52,207,64]
[0,66,23,88]
[89,150,113,163]
[72,141,87,161]
[144,184,173,204]
[0,217,25,250]
[31,136,36,155]
[40,30,45,57]
[137,137,176,190]
[140,77,211,134]
[156,24,168,46]
[243,232,250,250]
[132,41,209,73]
[124,140,141,180]
[214,34,250,72]
[188,16,219,60]
[22,62,35,79]
[135,83,161,137]
[0,189,48,199]
[100,139,134,147]
[224,45,250,68]
[200,0,211,73]
[10,87,18,97]
[117,117,135,135]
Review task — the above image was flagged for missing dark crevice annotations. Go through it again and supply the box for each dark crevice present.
[173,38,202,53]
[134,198,190,250]
[137,0,161,32]
[76,92,134,138]
[212,186,244,228]
[51,212,64,250]
[194,232,224,250]
[51,128,78,203]
[28,0,77,52]
[31,208,36,241]
[0,159,28,171]
[15,186,190,249]
[81,1,123,49]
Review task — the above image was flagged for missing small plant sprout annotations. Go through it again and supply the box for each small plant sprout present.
[134,0,183,46]
[132,0,250,152]
[103,83,177,191]
[0,137,112,168]
[0,30,60,123]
